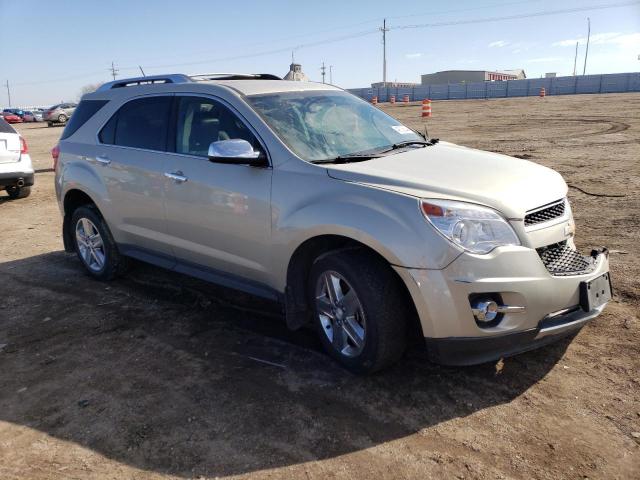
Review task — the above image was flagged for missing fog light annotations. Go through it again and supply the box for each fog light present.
[472,300,499,322]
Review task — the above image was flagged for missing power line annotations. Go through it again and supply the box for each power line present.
[391,1,638,30]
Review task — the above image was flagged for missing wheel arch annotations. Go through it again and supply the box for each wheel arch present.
[62,188,101,252]
[284,234,423,344]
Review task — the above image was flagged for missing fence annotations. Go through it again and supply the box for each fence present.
[348,72,640,102]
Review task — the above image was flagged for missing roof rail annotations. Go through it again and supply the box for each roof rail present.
[190,73,282,81]
[96,74,192,91]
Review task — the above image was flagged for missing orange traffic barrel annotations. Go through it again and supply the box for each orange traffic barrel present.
[539,87,546,98]
[372,96,378,105]
[421,99,432,117]
[403,94,409,104]
[390,95,396,104]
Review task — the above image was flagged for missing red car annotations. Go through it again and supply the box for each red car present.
[2,112,22,124]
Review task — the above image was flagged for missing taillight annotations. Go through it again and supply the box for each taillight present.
[20,136,28,154]
[52,144,60,170]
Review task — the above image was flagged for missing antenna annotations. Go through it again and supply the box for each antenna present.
[138,65,146,77]
[583,17,591,75]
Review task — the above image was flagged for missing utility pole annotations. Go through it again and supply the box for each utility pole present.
[583,17,591,75]
[4,80,11,108]
[381,18,389,85]
[320,62,326,84]
[573,42,579,76]
[110,61,119,80]
[329,65,333,84]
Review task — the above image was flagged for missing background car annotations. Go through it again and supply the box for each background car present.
[2,108,26,119]
[23,110,42,122]
[43,103,76,127]
[0,116,33,199]
[1,112,23,123]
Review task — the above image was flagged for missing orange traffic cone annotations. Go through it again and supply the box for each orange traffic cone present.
[421,99,432,117]
[390,95,396,104]
[539,87,546,98]
[372,96,378,105]
[403,94,409,105]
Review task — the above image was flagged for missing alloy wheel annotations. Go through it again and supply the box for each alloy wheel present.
[315,270,366,357]
[75,218,105,272]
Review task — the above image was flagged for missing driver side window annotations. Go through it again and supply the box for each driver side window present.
[176,96,258,157]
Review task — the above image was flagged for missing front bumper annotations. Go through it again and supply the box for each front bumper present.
[395,245,610,365]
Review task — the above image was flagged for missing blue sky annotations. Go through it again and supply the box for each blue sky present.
[1,0,639,106]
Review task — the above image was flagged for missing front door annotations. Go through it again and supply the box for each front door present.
[163,95,273,286]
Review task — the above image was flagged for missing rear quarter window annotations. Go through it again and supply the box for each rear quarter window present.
[0,117,16,134]
[60,100,109,140]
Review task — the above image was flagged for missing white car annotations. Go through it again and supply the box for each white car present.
[0,117,33,199]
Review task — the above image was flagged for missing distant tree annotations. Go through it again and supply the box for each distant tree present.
[77,83,103,100]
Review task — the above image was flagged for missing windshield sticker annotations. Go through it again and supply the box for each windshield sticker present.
[391,125,414,135]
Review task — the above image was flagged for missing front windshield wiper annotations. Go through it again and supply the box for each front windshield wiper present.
[387,139,439,150]
[311,153,382,165]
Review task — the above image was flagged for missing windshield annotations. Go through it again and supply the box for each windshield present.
[247,90,422,162]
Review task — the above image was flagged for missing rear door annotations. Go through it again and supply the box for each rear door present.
[95,95,175,261]
[0,119,19,164]
[163,95,273,285]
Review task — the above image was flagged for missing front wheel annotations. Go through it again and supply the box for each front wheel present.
[57,114,68,124]
[71,206,128,280]
[309,249,407,374]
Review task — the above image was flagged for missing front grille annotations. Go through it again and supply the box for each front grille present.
[537,242,595,276]
[525,199,566,227]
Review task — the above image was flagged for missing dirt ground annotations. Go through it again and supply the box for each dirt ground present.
[0,93,638,480]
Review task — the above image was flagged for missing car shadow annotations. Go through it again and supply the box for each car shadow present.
[0,251,572,478]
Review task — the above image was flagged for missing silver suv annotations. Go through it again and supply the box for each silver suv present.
[54,73,611,373]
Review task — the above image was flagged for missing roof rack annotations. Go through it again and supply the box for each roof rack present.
[190,73,282,81]
[96,72,282,92]
[97,74,192,91]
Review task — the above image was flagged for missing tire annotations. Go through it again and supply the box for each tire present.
[6,185,31,199]
[58,114,68,124]
[70,205,128,280]
[309,249,408,374]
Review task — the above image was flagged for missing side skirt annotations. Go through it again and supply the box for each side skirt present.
[119,244,283,303]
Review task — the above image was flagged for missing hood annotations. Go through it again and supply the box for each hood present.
[325,141,567,219]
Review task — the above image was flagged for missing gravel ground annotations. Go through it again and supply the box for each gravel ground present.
[0,93,638,479]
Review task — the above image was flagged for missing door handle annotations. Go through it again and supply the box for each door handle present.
[164,171,188,183]
[95,155,111,165]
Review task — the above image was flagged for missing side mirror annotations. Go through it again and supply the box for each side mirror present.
[207,139,267,166]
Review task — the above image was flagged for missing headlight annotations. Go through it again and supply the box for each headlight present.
[420,199,520,254]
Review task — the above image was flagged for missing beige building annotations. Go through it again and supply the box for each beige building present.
[283,63,309,81]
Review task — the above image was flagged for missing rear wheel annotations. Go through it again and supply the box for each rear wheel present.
[6,185,31,199]
[71,206,128,280]
[309,249,407,374]
[57,114,68,124]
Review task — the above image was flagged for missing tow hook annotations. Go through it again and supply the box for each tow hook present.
[16,178,25,187]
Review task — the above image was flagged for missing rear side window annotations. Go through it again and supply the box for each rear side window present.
[60,100,108,140]
[99,96,172,151]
